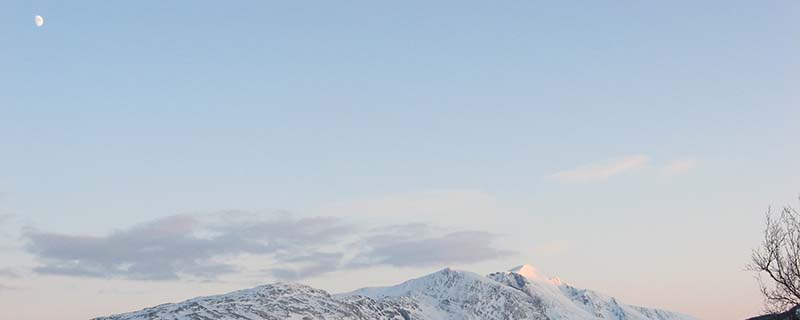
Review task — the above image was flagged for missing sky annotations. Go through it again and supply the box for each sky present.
[1,1,799,319]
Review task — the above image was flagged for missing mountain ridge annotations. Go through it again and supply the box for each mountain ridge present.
[94,265,695,320]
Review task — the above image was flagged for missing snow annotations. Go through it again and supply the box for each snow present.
[95,264,696,320]
[510,264,545,281]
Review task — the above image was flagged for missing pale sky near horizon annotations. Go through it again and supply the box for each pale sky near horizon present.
[1,1,799,320]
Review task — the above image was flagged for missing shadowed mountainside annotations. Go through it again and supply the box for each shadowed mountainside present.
[748,306,800,320]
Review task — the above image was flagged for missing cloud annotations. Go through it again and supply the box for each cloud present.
[24,214,508,281]
[660,158,698,177]
[548,155,650,184]
[267,252,344,280]
[0,268,20,279]
[348,225,513,268]
[25,214,356,281]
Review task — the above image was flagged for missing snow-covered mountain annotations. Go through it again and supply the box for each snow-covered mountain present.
[94,264,695,320]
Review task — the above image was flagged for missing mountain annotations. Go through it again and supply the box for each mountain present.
[748,306,800,320]
[94,264,695,320]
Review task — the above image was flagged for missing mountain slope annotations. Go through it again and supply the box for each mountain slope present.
[747,306,800,320]
[95,265,695,320]
[487,267,691,320]
[343,265,693,320]
[94,283,424,320]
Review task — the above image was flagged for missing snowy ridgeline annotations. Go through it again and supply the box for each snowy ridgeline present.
[94,264,695,320]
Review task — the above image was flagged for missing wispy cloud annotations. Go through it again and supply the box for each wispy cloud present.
[267,252,344,280]
[0,268,20,279]
[24,214,510,281]
[548,155,650,184]
[347,225,513,268]
[25,214,355,281]
[660,158,698,177]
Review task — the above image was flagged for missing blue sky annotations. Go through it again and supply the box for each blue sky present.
[1,1,799,319]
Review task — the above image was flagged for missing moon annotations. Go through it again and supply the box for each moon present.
[34,15,44,27]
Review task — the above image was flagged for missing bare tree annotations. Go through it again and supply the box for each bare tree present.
[749,201,800,313]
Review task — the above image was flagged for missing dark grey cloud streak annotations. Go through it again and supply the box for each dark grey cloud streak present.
[24,214,511,281]
[352,229,513,268]
[25,214,355,280]
[343,223,513,271]
[0,268,20,278]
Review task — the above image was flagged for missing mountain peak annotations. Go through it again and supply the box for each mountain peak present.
[95,265,696,320]
[509,264,566,285]
[509,264,545,280]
